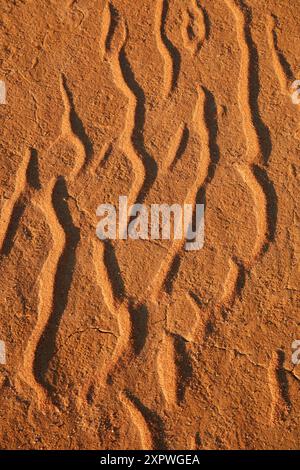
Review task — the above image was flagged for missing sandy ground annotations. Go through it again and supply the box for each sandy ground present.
[0,0,299,450]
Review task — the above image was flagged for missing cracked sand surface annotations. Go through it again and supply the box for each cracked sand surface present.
[0,0,299,449]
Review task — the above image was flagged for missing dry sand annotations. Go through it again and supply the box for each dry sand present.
[0,0,299,450]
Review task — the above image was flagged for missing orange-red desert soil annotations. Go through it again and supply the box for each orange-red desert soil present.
[0,0,299,450]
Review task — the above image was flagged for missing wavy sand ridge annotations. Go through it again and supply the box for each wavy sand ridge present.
[225,0,277,284]
[17,72,87,405]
